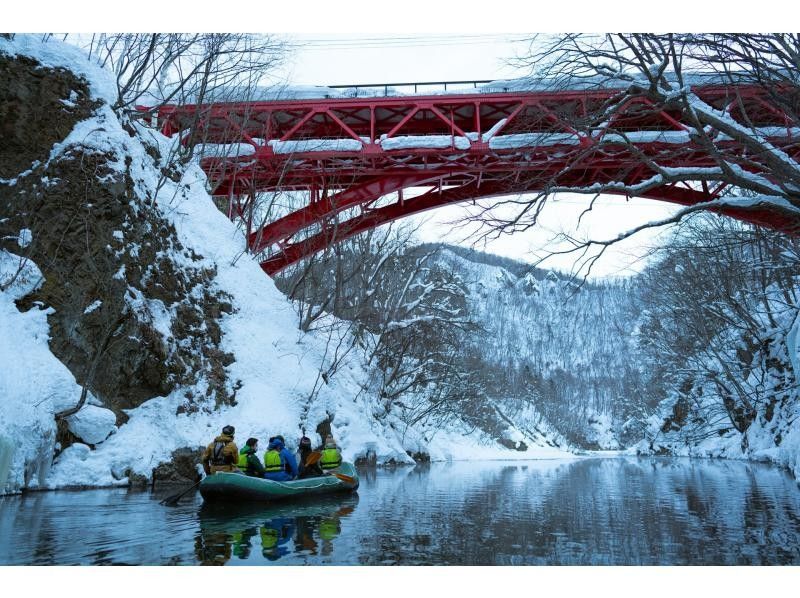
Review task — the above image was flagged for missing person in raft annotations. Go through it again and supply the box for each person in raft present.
[319,435,343,471]
[202,425,239,474]
[237,437,267,477]
[263,435,299,481]
[296,435,324,479]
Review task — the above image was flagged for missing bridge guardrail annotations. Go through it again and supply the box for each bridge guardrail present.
[325,80,530,97]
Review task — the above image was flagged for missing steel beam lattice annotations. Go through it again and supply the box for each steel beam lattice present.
[150,83,800,274]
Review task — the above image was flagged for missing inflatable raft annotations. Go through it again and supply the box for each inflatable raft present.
[199,463,359,503]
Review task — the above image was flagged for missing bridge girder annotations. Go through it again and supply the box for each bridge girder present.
[152,85,800,274]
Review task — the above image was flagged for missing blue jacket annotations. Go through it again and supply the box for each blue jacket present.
[267,439,299,479]
[281,446,299,478]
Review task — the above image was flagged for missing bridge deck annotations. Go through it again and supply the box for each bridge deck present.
[149,83,800,274]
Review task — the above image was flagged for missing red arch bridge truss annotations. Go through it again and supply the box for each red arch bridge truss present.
[152,84,800,275]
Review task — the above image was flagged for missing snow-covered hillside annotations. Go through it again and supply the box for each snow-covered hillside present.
[0,36,573,495]
[633,219,800,480]
[429,246,642,449]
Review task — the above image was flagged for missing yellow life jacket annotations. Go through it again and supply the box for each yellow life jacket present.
[319,518,340,541]
[264,449,283,472]
[260,527,279,549]
[320,447,342,470]
[237,451,249,469]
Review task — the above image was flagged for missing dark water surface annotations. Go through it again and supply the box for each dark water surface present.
[2,457,800,565]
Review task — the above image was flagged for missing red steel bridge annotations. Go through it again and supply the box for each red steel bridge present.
[151,81,800,275]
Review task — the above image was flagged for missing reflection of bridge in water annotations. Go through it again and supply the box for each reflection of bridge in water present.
[151,80,800,274]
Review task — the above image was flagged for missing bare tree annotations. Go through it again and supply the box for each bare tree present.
[75,33,286,114]
[467,33,800,277]
[638,213,800,448]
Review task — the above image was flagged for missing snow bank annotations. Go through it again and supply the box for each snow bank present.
[641,297,800,480]
[583,411,621,450]
[269,138,363,154]
[597,130,693,144]
[643,415,800,483]
[192,143,257,158]
[0,250,81,493]
[489,132,582,149]
[380,135,471,151]
[425,425,569,462]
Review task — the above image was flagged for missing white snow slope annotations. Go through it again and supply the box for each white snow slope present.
[432,248,637,448]
[0,36,572,494]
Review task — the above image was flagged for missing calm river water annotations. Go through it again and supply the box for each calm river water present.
[1,457,800,565]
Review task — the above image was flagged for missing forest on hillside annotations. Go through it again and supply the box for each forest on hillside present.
[273,213,799,455]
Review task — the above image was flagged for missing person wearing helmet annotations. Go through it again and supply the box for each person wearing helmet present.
[263,435,298,481]
[296,435,323,479]
[237,437,267,477]
[201,425,240,474]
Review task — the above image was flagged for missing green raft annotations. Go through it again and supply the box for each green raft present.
[199,462,359,503]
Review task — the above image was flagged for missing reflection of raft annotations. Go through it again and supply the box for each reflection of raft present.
[198,493,360,525]
[199,463,359,503]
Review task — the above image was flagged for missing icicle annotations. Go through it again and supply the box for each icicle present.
[34,431,55,488]
[0,436,14,494]
[788,311,800,380]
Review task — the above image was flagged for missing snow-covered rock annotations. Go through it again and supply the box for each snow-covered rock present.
[66,405,117,445]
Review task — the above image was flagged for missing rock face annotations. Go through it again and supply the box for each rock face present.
[0,54,236,445]
[151,447,204,486]
[0,54,98,179]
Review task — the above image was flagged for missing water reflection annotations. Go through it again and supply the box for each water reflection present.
[194,495,359,565]
[347,458,800,565]
[1,458,799,565]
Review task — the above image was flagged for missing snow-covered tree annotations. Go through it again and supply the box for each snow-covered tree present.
[638,213,799,451]
[471,33,800,276]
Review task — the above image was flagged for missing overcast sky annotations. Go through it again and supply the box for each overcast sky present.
[277,33,531,85]
[277,33,680,278]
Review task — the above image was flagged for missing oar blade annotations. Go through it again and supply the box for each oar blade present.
[305,451,322,466]
[160,493,182,506]
[332,472,356,484]
[159,479,202,506]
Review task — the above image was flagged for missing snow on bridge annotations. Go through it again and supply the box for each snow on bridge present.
[144,78,800,274]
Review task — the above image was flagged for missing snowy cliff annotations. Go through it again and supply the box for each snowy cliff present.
[427,246,642,449]
[0,36,571,494]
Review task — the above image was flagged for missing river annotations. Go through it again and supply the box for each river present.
[1,457,799,565]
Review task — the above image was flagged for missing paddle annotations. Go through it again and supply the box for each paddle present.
[328,472,356,484]
[302,447,354,483]
[160,478,202,506]
[304,451,322,467]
